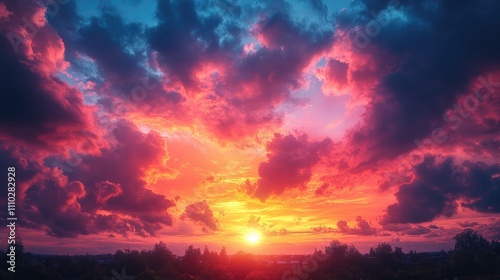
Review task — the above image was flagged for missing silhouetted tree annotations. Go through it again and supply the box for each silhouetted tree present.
[202,245,218,266]
[4,232,500,279]
[370,242,393,257]
[181,245,202,276]
[219,246,228,262]
[453,229,489,251]
[147,241,176,277]
[113,249,147,276]
[451,229,491,276]
[326,240,348,258]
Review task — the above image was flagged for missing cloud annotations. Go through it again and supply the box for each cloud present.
[403,226,432,236]
[335,0,500,166]
[337,216,377,236]
[458,221,479,228]
[311,225,336,233]
[478,220,500,240]
[181,200,220,233]
[0,1,104,155]
[54,0,338,144]
[15,121,176,238]
[245,215,287,236]
[380,223,435,236]
[76,8,147,97]
[247,215,265,231]
[252,133,332,201]
[92,181,123,204]
[316,58,350,96]
[22,168,91,237]
[64,5,186,124]
[314,183,330,196]
[382,156,500,224]
[461,161,500,213]
[1,0,500,248]
[267,228,288,236]
[382,157,462,224]
[0,3,12,22]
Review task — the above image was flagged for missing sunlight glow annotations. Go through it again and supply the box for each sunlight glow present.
[245,230,262,245]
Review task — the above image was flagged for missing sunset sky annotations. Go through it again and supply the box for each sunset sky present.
[1,0,500,256]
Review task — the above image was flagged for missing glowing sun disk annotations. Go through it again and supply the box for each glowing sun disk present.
[245,230,262,245]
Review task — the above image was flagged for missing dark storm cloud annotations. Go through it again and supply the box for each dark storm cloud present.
[343,0,500,165]
[382,156,500,224]
[253,134,332,201]
[461,161,500,213]
[76,7,146,95]
[148,0,227,88]
[0,36,90,143]
[382,157,462,224]
[0,1,102,152]
[45,0,81,57]
[60,4,186,108]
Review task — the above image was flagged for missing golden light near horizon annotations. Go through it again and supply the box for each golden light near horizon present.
[245,230,262,245]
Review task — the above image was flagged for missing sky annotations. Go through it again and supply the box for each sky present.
[0,0,499,256]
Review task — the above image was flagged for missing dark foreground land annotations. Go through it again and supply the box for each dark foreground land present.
[1,229,500,280]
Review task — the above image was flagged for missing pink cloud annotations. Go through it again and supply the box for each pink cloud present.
[251,133,332,201]
[181,200,220,233]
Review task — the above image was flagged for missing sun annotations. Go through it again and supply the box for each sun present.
[245,230,262,245]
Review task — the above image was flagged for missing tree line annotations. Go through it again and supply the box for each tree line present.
[1,229,499,279]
